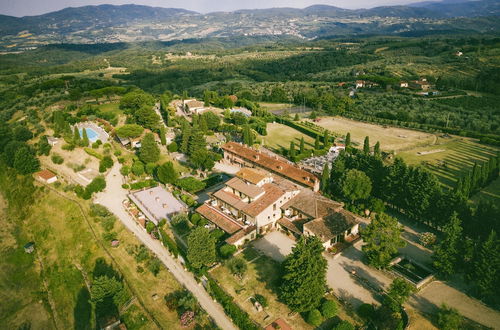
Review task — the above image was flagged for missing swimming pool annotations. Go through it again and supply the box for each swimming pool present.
[79,128,99,142]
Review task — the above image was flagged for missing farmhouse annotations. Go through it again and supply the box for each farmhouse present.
[410,78,431,91]
[221,142,320,191]
[35,169,58,184]
[184,99,208,114]
[197,167,361,249]
[128,186,186,225]
[47,136,59,146]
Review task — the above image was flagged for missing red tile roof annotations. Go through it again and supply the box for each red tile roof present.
[242,183,285,217]
[196,204,243,234]
[222,142,318,189]
[35,169,56,180]
[265,318,292,330]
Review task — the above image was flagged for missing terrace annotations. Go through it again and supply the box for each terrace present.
[74,121,109,143]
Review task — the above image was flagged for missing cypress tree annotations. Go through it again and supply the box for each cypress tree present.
[314,135,320,150]
[180,122,191,154]
[363,136,370,155]
[471,231,499,302]
[188,128,206,156]
[433,212,463,277]
[159,127,166,145]
[345,133,351,148]
[323,130,330,148]
[374,141,381,157]
[299,137,305,154]
[290,141,296,159]
[81,128,89,146]
[73,126,81,144]
[199,114,208,132]
[321,163,330,193]
[139,133,160,163]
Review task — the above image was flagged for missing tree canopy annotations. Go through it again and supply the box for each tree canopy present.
[187,227,216,269]
[139,133,160,164]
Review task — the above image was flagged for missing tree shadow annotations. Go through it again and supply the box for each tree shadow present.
[74,286,92,330]
[252,255,283,297]
[92,257,121,280]
[337,288,365,309]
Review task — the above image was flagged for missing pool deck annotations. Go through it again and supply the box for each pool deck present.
[75,122,109,143]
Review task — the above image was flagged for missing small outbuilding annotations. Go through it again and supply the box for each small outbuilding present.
[35,169,58,184]
[24,242,35,254]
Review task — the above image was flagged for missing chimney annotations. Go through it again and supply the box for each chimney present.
[155,197,160,202]
[162,204,167,209]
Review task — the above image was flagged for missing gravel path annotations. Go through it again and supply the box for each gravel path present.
[95,163,237,330]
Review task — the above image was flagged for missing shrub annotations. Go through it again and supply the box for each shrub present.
[120,165,130,176]
[122,184,129,189]
[333,320,355,330]
[189,213,201,225]
[306,309,323,327]
[181,194,196,207]
[167,141,178,152]
[254,294,268,308]
[51,153,64,164]
[131,161,145,176]
[147,257,161,276]
[145,162,156,175]
[84,147,103,160]
[146,221,156,234]
[90,204,112,217]
[437,304,462,330]
[227,257,247,278]
[219,244,237,259]
[160,228,179,258]
[357,303,375,320]
[101,216,116,232]
[175,177,206,193]
[210,228,225,241]
[419,232,437,247]
[62,143,75,151]
[103,231,117,241]
[321,299,338,319]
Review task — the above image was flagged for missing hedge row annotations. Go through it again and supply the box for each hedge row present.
[159,228,179,258]
[208,278,260,330]
[129,179,158,190]
[276,117,322,139]
[83,147,103,160]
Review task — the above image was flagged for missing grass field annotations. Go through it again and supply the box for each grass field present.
[309,116,436,151]
[397,137,499,188]
[261,122,316,152]
[98,101,123,116]
[211,247,312,329]
[0,187,184,329]
[259,102,294,111]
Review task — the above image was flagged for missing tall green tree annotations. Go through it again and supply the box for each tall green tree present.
[290,141,296,158]
[363,136,370,155]
[82,128,89,147]
[362,213,405,268]
[279,236,327,312]
[469,231,499,302]
[324,130,330,148]
[139,133,160,164]
[159,127,166,146]
[180,121,191,154]
[345,132,351,148]
[314,134,320,150]
[73,126,81,144]
[187,128,206,156]
[115,124,144,138]
[321,163,330,193]
[433,212,462,277]
[383,278,415,312]
[157,161,178,184]
[187,227,216,269]
[13,147,40,174]
[299,137,305,154]
[340,169,372,203]
[374,141,381,157]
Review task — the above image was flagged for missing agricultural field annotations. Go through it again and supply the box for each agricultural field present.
[260,122,316,152]
[397,137,499,188]
[0,187,183,329]
[309,116,436,152]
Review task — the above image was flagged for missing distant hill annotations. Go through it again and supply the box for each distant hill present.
[1,1,499,51]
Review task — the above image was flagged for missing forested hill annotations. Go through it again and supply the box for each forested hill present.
[1,1,500,51]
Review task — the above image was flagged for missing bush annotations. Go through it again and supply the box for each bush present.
[333,320,355,330]
[129,179,157,190]
[145,162,156,175]
[437,304,462,330]
[51,153,64,164]
[254,294,268,308]
[227,257,247,278]
[84,147,103,160]
[101,216,116,232]
[147,257,161,276]
[306,309,323,327]
[219,244,237,259]
[62,143,75,151]
[90,204,112,217]
[419,232,437,247]
[99,156,113,173]
[167,141,178,152]
[357,303,375,320]
[181,194,196,206]
[210,228,226,241]
[131,161,145,176]
[160,228,179,258]
[122,184,129,189]
[189,213,201,225]
[175,177,206,193]
[321,299,338,319]
[120,165,130,176]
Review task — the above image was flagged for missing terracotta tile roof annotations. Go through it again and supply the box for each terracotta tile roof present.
[277,217,302,235]
[35,169,56,180]
[303,209,361,243]
[212,190,248,211]
[222,142,318,188]
[242,183,285,217]
[236,167,268,185]
[265,318,292,330]
[282,190,343,219]
[225,177,265,199]
[225,226,256,245]
[196,204,243,234]
[186,100,205,108]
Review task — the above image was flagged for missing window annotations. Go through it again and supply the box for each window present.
[273,203,276,211]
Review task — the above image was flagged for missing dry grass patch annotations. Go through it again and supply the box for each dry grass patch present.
[309,116,435,151]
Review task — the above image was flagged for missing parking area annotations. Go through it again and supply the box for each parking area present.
[252,231,296,262]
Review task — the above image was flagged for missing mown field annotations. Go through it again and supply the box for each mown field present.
[261,122,316,151]
[0,187,183,329]
[309,116,436,152]
[397,137,499,189]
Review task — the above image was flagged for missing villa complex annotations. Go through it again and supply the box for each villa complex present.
[221,141,320,192]
[196,167,361,249]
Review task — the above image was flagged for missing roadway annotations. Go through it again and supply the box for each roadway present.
[95,163,236,330]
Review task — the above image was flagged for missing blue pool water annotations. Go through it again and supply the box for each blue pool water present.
[79,127,99,142]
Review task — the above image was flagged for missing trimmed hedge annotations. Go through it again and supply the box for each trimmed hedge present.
[208,278,260,330]
[160,228,179,258]
[84,147,104,160]
[129,179,157,190]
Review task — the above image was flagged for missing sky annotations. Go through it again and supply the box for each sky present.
[0,0,434,17]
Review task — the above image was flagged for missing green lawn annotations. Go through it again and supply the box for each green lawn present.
[397,137,499,188]
[98,102,123,116]
[211,249,312,329]
[260,122,316,152]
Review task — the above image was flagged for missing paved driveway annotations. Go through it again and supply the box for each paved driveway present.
[252,231,296,262]
[95,163,236,330]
